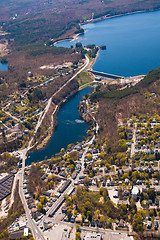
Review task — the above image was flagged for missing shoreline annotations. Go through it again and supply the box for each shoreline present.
[53,31,86,45]
[53,8,160,46]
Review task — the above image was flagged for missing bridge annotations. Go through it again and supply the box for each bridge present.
[88,69,123,79]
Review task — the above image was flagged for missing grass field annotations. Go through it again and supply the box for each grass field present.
[75,71,93,87]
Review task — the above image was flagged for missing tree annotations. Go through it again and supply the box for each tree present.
[75,42,82,48]
[141,200,149,208]
[37,202,43,211]
[84,177,90,188]
[119,204,127,216]
[95,210,100,220]
[75,232,81,240]
[140,140,145,146]
[100,152,105,159]
[132,213,143,232]
[87,211,92,221]
[39,196,47,204]
[108,217,112,228]
[60,148,65,154]
[99,215,105,224]
[87,154,92,161]
[148,189,156,203]
[145,180,150,186]
[67,208,72,221]
[76,224,81,232]
[22,236,28,240]
[70,164,75,173]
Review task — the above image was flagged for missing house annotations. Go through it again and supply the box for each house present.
[75,214,82,223]
[118,219,125,228]
[132,186,139,200]
[148,199,152,205]
[117,200,129,206]
[0,174,15,201]
[61,205,68,214]
[106,179,110,186]
[125,178,129,185]
[70,215,75,223]
[91,220,96,227]
[147,220,152,229]
[113,190,118,198]
[154,220,159,230]
[95,77,101,81]
[64,216,69,222]
[43,191,51,197]
[155,198,159,206]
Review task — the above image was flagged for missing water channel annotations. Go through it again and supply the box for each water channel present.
[26,87,91,165]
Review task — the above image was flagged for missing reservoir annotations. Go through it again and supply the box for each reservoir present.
[0,62,8,71]
[26,87,91,165]
[55,10,160,77]
[27,10,160,164]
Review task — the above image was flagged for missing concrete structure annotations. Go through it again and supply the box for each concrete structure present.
[88,69,122,79]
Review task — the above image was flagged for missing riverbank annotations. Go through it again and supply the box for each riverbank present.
[26,86,91,164]
[36,55,98,150]
[34,88,79,151]
[28,56,90,153]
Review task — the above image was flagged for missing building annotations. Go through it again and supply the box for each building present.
[118,219,125,228]
[0,174,14,201]
[10,228,28,239]
[28,72,33,77]
[95,77,101,81]
[83,232,102,240]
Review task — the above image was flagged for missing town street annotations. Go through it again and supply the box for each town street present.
[17,56,90,240]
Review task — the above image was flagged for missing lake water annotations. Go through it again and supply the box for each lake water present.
[55,10,160,77]
[26,87,91,165]
[0,62,8,71]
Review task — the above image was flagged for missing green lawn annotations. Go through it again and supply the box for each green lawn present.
[75,71,93,87]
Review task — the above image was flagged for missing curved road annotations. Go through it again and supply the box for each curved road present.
[17,56,90,240]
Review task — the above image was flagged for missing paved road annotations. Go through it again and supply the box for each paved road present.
[19,169,45,240]
[2,109,21,123]
[38,128,97,234]
[130,123,136,158]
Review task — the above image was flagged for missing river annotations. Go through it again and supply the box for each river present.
[55,10,160,77]
[26,87,91,165]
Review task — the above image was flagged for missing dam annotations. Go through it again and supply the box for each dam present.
[88,69,122,79]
